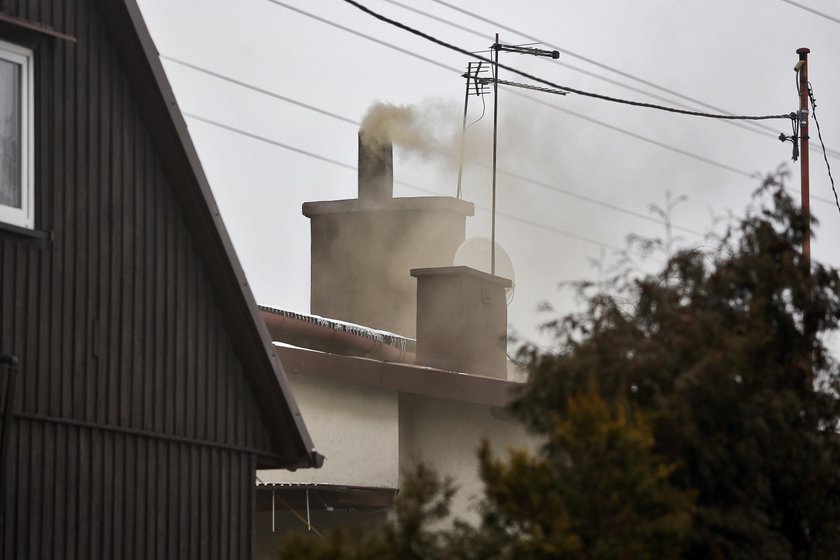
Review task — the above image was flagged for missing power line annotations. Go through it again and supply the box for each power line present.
[344,0,792,122]
[161,55,357,126]
[779,0,840,25]
[265,0,452,73]
[382,0,840,161]
[166,56,706,234]
[184,112,357,170]
[182,111,625,251]
[422,0,840,161]
[338,0,838,206]
[262,1,817,197]
[164,30,836,209]
[183,112,831,267]
[808,83,840,214]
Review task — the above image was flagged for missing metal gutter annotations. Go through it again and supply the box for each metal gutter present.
[275,345,522,408]
[260,307,416,363]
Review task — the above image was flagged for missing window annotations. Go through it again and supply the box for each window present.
[0,39,33,229]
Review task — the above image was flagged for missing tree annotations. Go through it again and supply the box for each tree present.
[472,387,694,560]
[277,463,457,560]
[278,173,840,559]
[514,172,840,558]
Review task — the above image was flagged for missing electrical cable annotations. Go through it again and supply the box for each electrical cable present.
[260,2,831,202]
[383,0,840,160]
[181,111,625,251]
[465,92,485,130]
[166,56,712,230]
[343,0,793,122]
[265,0,453,73]
[779,0,840,25]
[160,55,357,126]
[182,111,832,267]
[807,83,840,214]
[423,0,811,127]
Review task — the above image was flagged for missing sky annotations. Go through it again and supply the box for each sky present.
[135,0,840,349]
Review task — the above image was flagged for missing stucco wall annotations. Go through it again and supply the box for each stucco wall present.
[399,394,535,523]
[259,372,400,488]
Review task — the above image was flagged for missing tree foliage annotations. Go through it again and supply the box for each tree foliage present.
[277,463,457,560]
[278,174,840,559]
[514,174,840,558]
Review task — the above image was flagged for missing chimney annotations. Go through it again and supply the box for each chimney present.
[411,266,511,378]
[302,128,474,337]
[358,132,393,201]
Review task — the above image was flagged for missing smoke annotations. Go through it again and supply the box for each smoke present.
[360,100,466,167]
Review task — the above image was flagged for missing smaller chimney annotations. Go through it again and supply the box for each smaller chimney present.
[411,266,511,379]
[358,132,393,201]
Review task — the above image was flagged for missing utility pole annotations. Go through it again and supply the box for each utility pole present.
[796,47,810,268]
[491,33,500,276]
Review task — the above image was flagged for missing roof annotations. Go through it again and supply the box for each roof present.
[95,0,321,469]
[275,344,523,408]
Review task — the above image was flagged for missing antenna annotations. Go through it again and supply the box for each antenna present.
[457,62,490,200]
[487,34,562,275]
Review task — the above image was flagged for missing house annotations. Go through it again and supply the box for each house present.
[254,132,533,556]
[0,1,321,558]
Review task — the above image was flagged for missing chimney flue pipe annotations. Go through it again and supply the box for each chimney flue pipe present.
[358,131,393,200]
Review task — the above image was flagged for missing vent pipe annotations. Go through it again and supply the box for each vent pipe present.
[358,132,393,201]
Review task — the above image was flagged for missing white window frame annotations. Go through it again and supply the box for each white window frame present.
[0,39,34,229]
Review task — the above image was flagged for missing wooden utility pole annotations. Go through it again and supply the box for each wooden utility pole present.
[796,47,810,268]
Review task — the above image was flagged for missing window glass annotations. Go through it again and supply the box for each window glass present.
[0,57,22,209]
[0,39,33,229]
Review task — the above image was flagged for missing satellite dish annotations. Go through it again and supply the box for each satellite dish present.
[453,237,516,304]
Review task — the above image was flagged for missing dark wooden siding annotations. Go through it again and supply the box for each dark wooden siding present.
[0,0,279,557]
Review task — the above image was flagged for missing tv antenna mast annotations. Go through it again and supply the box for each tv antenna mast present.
[457,35,565,275]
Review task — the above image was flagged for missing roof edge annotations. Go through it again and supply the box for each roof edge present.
[276,345,524,408]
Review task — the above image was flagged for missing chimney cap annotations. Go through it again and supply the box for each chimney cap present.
[410,265,512,287]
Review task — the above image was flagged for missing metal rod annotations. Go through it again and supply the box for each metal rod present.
[306,489,311,531]
[457,65,472,199]
[478,77,567,96]
[491,33,499,276]
[271,490,276,533]
[797,47,810,268]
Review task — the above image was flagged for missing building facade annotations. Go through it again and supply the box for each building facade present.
[0,1,320,558]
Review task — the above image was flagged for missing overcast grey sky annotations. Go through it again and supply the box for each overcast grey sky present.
[136,0,840,348]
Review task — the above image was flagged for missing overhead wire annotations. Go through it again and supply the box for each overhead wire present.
[807,83,840,214]
[262,1,834,204]
[160,54,357,125]
[383,0,840,160]
[301,0,835,206]
[181,111,625,252]
[188,108,837,270]
[779,0,840,25]
[166,56,705,235]
[343,0,792,121]
[265,0,452,73]
[424,0,840,161]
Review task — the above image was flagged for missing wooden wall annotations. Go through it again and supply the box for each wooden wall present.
[0,0,280,557]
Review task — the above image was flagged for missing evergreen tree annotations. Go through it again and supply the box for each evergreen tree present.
[515,173,840,558]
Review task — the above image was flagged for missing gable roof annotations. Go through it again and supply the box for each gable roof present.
[94,0,321,469]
